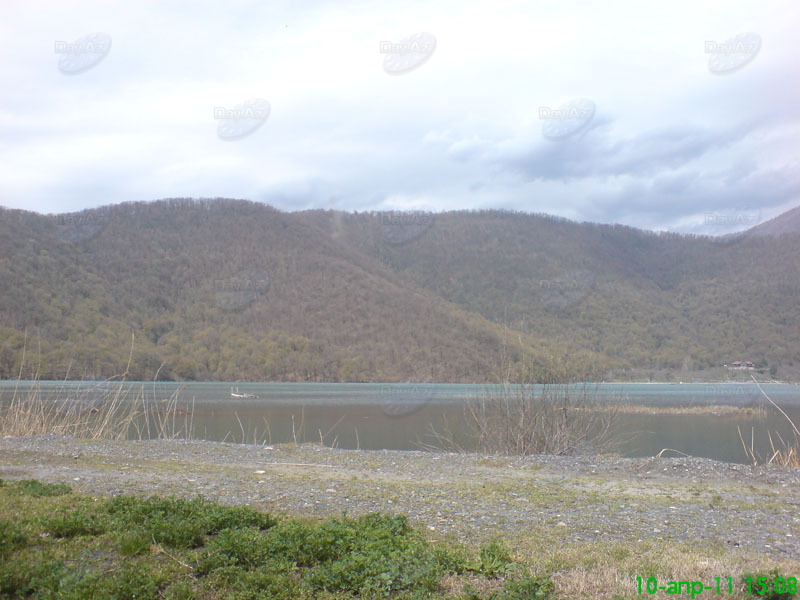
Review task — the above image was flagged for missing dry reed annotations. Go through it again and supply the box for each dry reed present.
[0,332,193,441]
[425,383,619,456]
[737,376,800,468]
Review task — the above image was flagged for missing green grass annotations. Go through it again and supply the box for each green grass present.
[0,520,28,555]
[0,477,72,497]
[0,478,554,600]
[44,504,107,538]
[477,540,514,578]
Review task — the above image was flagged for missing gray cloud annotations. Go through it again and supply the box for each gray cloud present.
[0,0,798,233]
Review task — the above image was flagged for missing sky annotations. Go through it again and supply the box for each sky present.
[1,0,798,235]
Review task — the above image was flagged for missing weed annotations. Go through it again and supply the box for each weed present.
[7,479,71,497]
[0,520,28,555]
[201,565,299,599]
[0,554,67,597]
[498,572,555,599]
[163,579,196,600]
[0,478,570,599]
[105,495,276,549]
[434,542,472,574]
[199,513,446,597]
[196,527,273,574]
[44,505,106,538]
[104,563,161,600]
[478,540,514,578]
[118,527,152,556]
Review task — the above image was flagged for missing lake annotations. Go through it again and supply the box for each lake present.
[2,381,799,464]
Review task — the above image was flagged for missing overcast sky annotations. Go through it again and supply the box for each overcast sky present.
[1,0,798,235]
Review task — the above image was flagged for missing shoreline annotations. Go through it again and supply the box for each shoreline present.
[1,435,797,550]
[3,435,798,598]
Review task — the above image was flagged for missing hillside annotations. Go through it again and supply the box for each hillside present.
[741,204,800,238]
[1,199,799,382]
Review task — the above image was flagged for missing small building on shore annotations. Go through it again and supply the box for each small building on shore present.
[725,360,755,370]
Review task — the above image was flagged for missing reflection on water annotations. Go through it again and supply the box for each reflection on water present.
[2,381,799,464]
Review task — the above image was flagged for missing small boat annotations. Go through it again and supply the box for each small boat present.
[230,387,256,399]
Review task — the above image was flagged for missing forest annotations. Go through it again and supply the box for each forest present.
[1,198,798,382]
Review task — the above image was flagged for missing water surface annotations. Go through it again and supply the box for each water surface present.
[2,381,798,464]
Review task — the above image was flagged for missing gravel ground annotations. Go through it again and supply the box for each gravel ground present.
[1,435,798,560]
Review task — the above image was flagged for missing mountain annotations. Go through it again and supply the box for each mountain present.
[1,198,800,382]
[741,205,800,238]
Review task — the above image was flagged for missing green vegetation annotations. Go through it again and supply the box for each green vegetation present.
[2,199,800,382]
[0,520,27,555]
[2,478,71,497]
[0,479,554,599]
[477,540,514,578]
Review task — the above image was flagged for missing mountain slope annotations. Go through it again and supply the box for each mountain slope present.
[0,200,567,381]
[742,205,800,238]
[2,199,799,382]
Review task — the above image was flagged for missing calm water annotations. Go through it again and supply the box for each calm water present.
[2,381,799,464]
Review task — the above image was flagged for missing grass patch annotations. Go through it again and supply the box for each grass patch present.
[477,540,514,578]
[44,505,107,538]
[0,520,28,555]
[3,478,72,497]
[2,478,797,599]
[0,479,558,599]
[105,495,277,549]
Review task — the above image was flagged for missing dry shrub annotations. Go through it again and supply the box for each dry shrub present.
[428,384,619,456]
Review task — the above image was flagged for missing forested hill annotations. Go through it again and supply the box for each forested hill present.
[2,198,799,382]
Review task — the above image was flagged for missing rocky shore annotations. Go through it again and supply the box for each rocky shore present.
[1,435,797,560]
